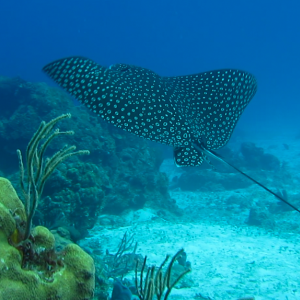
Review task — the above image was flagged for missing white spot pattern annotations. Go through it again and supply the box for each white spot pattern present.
[43,57,257,167]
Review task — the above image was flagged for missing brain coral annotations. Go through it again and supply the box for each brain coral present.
[0,177,95,300]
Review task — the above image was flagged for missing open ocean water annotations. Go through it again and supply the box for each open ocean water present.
[0,1,300,299]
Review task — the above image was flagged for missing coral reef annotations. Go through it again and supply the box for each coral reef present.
[175,142,287,193]
[240,142,280,171]
[16,113,90,240]
[0,177,95,300]
[135,248,191,300]
[0,76,175,234]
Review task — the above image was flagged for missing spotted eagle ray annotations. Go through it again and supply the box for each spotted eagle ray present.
[43,56,300,213]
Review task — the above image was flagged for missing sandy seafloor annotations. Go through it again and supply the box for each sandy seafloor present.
[80,134,300,300]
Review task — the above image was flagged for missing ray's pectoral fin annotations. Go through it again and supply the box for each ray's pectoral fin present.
[173,146,205,167]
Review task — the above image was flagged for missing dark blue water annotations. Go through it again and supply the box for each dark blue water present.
[1,0,299,135]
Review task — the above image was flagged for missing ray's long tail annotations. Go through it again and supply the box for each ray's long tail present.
[192,142,300,214]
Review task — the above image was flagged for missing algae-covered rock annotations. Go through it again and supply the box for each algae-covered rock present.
[0,177,95,300]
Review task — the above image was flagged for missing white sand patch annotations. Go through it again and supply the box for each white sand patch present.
[82,134,300,299]
[85,217,300,300]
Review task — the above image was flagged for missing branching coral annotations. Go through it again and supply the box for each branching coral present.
[16,113,90,240]
[135,249,191,300]
[8,113,92,282]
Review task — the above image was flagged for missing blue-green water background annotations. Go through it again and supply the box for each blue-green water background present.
[0,0,299,137]
[1,2,300,298]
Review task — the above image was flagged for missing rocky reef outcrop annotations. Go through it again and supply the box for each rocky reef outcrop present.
[0,76,175,236]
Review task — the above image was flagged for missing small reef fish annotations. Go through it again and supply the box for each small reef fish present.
[43,57,300,214]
